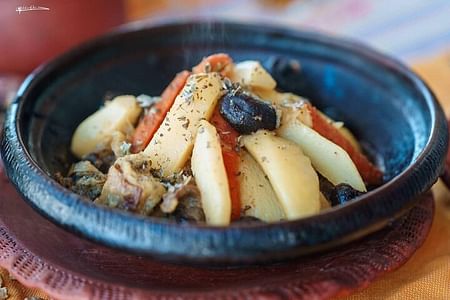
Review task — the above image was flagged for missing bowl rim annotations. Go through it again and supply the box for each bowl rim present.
[1,19,448,263]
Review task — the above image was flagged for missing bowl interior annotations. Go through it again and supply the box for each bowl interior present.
[21,24,430,183]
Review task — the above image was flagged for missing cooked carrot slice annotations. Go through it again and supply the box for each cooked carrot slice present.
[307,104,383,186]
[210,108,241,221]
[131,70,190,153]
[192,53,233,77]
[193,54,240,220]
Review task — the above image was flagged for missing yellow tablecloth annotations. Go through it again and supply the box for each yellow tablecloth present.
[0,270,48,300]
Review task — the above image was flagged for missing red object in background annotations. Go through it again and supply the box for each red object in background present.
[0,0,125,75]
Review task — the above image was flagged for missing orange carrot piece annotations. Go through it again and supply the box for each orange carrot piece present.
[222,150,241,221]
[192,53,233,77]
[210,108,241,221]
[133,53,231,153]
[193,53,240,220]
[131,70,191,153]
[307,104,383,186]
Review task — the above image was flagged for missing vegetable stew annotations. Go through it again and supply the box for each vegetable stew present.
[57,54,383,225]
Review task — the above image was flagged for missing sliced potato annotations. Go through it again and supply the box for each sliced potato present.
[71,95,142,159]
[337,126,361,152]
[255,88,361,150]
[278,120,366,192]
[144,73,223,177]
[241,131,320,219]
[191,120,231,225]
[230,61,276,90]
[239,150,285,222]
[253,88,313,128]
[253,88,308,108]
[317,110,362,152]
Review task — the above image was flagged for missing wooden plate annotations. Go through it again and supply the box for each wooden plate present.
[0,162,434,300]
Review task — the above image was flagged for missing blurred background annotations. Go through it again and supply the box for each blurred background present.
[1,0,450,75]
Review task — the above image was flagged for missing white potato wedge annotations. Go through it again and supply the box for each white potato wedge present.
[191,120,231,225]
[239,150,285,222]
[278,120,366,192]
[144,73,223,177]
[71,95,142,159]
[253,88,308,108]
[231,61,276,90]
[241,131,320,220]
[254,88,361,150]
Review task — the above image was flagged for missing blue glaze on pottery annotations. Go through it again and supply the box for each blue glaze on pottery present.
[1,20,448,264]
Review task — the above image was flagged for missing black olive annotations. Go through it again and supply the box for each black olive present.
[219,92,277,134]
[265,56,301,78]
[264,56,304,93]
[318,174,335,201]
[329,183,364,206]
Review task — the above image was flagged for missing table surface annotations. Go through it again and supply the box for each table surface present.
[1,1,450,299]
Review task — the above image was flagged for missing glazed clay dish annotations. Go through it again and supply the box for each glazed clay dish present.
[1,20,447,264]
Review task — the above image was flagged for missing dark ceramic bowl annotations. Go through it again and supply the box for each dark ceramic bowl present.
[1,20,448,265]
